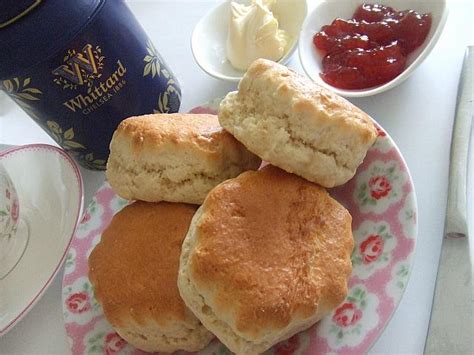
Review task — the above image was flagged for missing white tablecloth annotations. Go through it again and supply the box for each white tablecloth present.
[1,1,473,353]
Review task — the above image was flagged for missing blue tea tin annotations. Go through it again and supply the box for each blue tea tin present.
[0,0,181,169]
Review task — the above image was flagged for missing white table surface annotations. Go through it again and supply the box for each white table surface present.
[1,1,473,354]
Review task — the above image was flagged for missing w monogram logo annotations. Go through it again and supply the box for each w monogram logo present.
[53,44,105,90]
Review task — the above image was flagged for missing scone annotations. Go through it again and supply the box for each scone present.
[178,165,354,355]
[218,58,377,188]
[88,201,214,353]
[106,113,261,204]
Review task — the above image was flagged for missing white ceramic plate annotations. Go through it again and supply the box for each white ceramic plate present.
[299,0,448,97]
[0,144,83,336]
[192,0,307,81]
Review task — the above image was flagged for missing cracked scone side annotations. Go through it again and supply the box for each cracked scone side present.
[218,59,377,188]
[106,113,261,204]
[115,314,213,353]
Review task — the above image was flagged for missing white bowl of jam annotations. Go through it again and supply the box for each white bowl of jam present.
[298,0,448,97]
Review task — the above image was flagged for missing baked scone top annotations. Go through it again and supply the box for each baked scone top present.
[112,113,249,161]
[189,165,354,339]
[238,59,377,145]
[89,201,198,328]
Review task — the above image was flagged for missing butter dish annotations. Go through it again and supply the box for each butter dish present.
[191,0,307,82]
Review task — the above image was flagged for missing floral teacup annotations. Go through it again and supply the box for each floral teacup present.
[0,162,27,279]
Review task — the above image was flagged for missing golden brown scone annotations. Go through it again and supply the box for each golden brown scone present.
[106,113,261,204]
[89,201,213,353]
[178,165,354,354]
[218,58,377,188]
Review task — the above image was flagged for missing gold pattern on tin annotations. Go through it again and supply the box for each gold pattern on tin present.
[46,121,86,151]
[53,43,127,115]
[155,83,181,114]
[143,40,165,78]
[45,120,106,169]
[2,77,43,124]
[62,60,127,114]
[143,40,181,113]
[71,151,106,170]
[53,44,105,90]
[2,77,42,103]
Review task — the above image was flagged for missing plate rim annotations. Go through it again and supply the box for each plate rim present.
[0,143,84,336]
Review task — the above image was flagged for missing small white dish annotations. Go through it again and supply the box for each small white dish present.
[192,0,308,82]
[0,144,83,336]
[299,0,448,97]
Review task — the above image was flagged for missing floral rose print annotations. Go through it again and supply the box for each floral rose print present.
[83,319,127,354]
[274,335,300,355]
[76,198,105,238]
[109,195,131,213]
[187,100,221,116]
[368,175,392,199]
[104,332,126,355]
[386,262,412,300]
[10,199,19,222]
[355,160,404,213]
[372,125,393,153]
[66,292,91,314]
[319,285,379,347]
[63,279,101,325]
[352,222,395,279]
[332,302,363,327]
[360,234,385,264]
[375,125,387,137]
[399,191,417,239]
[189,106,218,115]
[81,212,91,224]
[64,248,76,274]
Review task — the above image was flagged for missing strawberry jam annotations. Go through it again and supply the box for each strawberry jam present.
[313,3,432,89]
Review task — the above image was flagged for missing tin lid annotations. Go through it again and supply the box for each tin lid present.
[0,0,103,79]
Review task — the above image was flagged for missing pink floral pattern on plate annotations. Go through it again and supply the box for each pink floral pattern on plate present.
[62,102,417,354]
[351,221,397,280]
